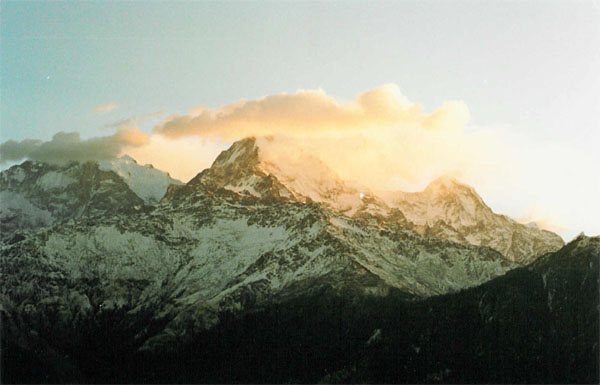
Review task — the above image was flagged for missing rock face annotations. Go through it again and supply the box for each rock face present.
[0,160,144,240]
[0,157,183,240]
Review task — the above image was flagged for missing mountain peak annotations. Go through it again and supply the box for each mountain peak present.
[381,174,564,262]
[424,175,473,195]
[119,154,138,164]
[428,174,459,186]
[99,156,183,204]
[181,138,563,263]
[211,137,258,169]
[185,137,294,200]
[189,137,261,187]
[183,137,376,213]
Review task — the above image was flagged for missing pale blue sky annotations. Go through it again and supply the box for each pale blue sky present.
[1,0,599,238]
[3,1,598,141]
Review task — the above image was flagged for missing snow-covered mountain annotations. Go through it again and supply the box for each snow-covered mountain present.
[0,160,144,239]
[99,155,183,204]
[0,138,564,311]
[183,137,563,263]
[184,137,385,215]
[0,157,182,240]
[0,170,515,352]
[1,218,596,383]
[381,176,564,263]
[0,137,592,383]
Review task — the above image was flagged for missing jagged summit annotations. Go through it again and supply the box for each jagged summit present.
[118,154,138,164]
[0,160,144,239]
[382,175,563,263]
[212,137,259,168]
[0,155,185,239]
[182,137,294,201]
[424,174,461,190]
[1,138,565,264]
[181,137,384,215]
[99,155,183,204]
[188,137,262,187]
[163,137,565,262]
[386,176,490,227]
[180,137,563,263]
[424,175,481,198]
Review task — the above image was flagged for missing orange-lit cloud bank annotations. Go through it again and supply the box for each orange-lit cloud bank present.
[147,84,490,191]
[1,84,598,239]
[146,84,597,239]
[154,84,470,139]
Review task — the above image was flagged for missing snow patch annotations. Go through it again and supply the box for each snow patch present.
[99,156,183,204]
[0,191,54,227]
[223,175,265,197]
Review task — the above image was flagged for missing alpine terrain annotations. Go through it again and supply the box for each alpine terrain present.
[1,137,597,384]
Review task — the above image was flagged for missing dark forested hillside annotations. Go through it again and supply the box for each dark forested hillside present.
[2,236,597,384]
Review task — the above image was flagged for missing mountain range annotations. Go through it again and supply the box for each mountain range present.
[0,137,596,384]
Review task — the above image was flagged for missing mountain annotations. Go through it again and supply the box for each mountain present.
[0,156,182,240]
[334,234,600,384]
[99,155,183,204]
[184,137,389,216]
[2,231,597,383]
[180,137,563,262]
[0,137,585,384]
[0,174,515,350]
[381,176,564,263]
[0,160,144,240]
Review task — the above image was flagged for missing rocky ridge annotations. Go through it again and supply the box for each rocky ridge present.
[0,183,515,352]
[180,137,563,263]
[0,156,182,241]
[0,160,145,240]
[99,155,183,204]
[381,176,564,263]
[0,137,563,263]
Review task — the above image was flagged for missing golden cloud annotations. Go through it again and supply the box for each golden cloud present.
[2,84,590,237]
[154,84,470,139]
[516,205,568,233]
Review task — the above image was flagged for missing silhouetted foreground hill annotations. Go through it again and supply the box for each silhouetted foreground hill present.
[2,235,597,384]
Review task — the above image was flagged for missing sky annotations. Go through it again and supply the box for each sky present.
[1,0,599,240]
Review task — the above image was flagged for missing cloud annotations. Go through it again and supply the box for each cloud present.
[149,84,474,186]
[107,111,164,130]
[254,130,595,239]
[154,84,470,140]
[516,205,568,233]
[1,84,596,238]
[124,136,225,183]
[0,127,150,164]
[254,128,496,193]
[151,83,600,239]
[0,139,42,163]
[92,102,118,114]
